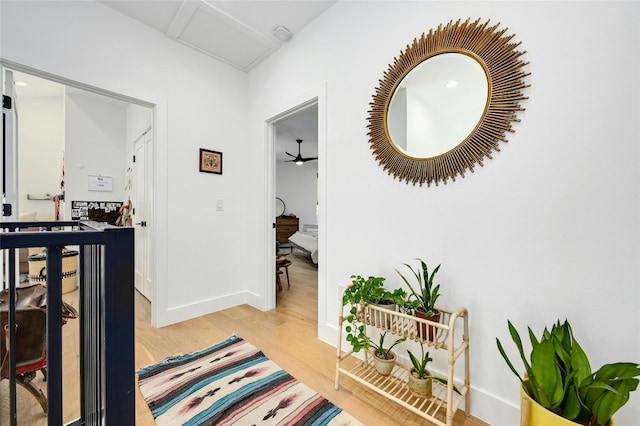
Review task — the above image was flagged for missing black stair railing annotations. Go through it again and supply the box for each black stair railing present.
[0,221,134,426]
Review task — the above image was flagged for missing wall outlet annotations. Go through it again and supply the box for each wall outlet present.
[216,200,224,211]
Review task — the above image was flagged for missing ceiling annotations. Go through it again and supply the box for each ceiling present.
[275,105,318,163]
[99,0,338,72]
[11,1,325,164]
[99,1,328,163]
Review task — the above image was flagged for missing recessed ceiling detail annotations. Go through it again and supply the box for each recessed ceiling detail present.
[167,2,277,71]
[100,0,337,72]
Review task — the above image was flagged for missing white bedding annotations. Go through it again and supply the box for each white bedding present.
[288,231,318,264]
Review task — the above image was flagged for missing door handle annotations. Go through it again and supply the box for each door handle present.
[135,221,147,227]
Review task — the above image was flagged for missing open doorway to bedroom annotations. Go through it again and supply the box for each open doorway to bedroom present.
[273,103,319,311]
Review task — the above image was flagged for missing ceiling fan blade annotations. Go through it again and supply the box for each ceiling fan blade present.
[285,151,296,158]
[301,157,318,162]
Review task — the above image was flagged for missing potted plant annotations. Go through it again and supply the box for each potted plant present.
[342,275,387,353]
[369,287,407,329]
[496,319,640,426]
[396,259,442,341]
[407,343,462,398]
[368,331,406,376]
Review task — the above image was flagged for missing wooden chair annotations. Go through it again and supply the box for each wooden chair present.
[276,256,293,289]
[1,307,49,413]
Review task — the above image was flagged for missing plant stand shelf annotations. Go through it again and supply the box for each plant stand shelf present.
[335,293,470,426]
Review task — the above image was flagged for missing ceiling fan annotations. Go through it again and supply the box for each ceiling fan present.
[285,139,317,165]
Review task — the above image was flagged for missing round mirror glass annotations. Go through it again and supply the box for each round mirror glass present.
[387,52,489,158]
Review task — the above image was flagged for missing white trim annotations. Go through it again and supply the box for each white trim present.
[0,59,170,329]
[0,59,154,108]
[264,82,328,339]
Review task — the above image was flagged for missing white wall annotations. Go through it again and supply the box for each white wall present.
[246,1,640,424]
[276,162,317,229]
[64,92,128,221]
[3,1,639,423]
[17,96,64,220]
[0,0,249,326]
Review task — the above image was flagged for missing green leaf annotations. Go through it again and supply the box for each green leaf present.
[507,321,532,376]
[570,338,592,383]
[427,375,462,395]
[595,363,640,380]
[496,337,525,384]
[562,384,581,420]
[593,379,631,426]
[527,327,539,347]
[530,339,563,409]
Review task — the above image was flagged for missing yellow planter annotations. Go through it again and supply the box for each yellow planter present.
[520,386,614,426]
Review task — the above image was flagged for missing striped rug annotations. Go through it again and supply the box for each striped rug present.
[138,335,363,426]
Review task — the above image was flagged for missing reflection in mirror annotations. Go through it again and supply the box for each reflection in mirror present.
[387,53,488,158]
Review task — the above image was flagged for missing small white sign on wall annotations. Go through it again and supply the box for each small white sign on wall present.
[88,175,113,192]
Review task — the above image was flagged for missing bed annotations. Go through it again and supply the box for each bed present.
[288,224,318,264]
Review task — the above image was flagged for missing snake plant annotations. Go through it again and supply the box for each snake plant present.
[496,319,640,425]
[368,331,405,360]
[396,259,441,316]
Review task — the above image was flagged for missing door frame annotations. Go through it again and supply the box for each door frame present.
[0,59,164,325]
[264,82,327,337]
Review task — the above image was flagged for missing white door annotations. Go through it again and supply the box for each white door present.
[2,67,18,222]
[133,129,153,299]
[2,67,19,286]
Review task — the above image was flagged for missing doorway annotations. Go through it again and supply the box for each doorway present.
[274,104,319,308]
[265,82,327,337]
[1,65,155,302]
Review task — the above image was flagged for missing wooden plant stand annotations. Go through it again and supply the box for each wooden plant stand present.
[335,290,470,426]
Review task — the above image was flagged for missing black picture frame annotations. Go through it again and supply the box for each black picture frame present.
[199,148,222,174]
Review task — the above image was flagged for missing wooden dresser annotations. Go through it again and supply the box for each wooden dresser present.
[276,216,299,242]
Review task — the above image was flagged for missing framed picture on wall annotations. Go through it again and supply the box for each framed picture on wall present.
[199,148,222,174]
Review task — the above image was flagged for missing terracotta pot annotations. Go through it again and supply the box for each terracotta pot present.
[372,350,396,376]
[415,309,440,341]
[408,369,432,397]
[520,385,615,426]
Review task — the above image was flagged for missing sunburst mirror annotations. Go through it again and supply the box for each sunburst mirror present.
[367,18,530,186]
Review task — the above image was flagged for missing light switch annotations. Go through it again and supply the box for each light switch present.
[216,200,224,211]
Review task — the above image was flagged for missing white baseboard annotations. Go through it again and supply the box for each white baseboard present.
[160,291,248,326]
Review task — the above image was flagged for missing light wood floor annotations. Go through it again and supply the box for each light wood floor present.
[3,252,488,425]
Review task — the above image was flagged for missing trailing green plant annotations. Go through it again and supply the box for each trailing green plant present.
[496,319,640,426]
[396,259,441,316]
[342,275,387,352]
[368,331,406,360]
[408,343,462,394]
[373,287,408,306]
[343,275,386,306]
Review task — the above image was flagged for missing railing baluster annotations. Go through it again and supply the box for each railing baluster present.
[46,246,63,426]
[0,221,134,426]
[7,246,18,426]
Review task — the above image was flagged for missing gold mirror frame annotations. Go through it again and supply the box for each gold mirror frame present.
[367,18,530,186]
